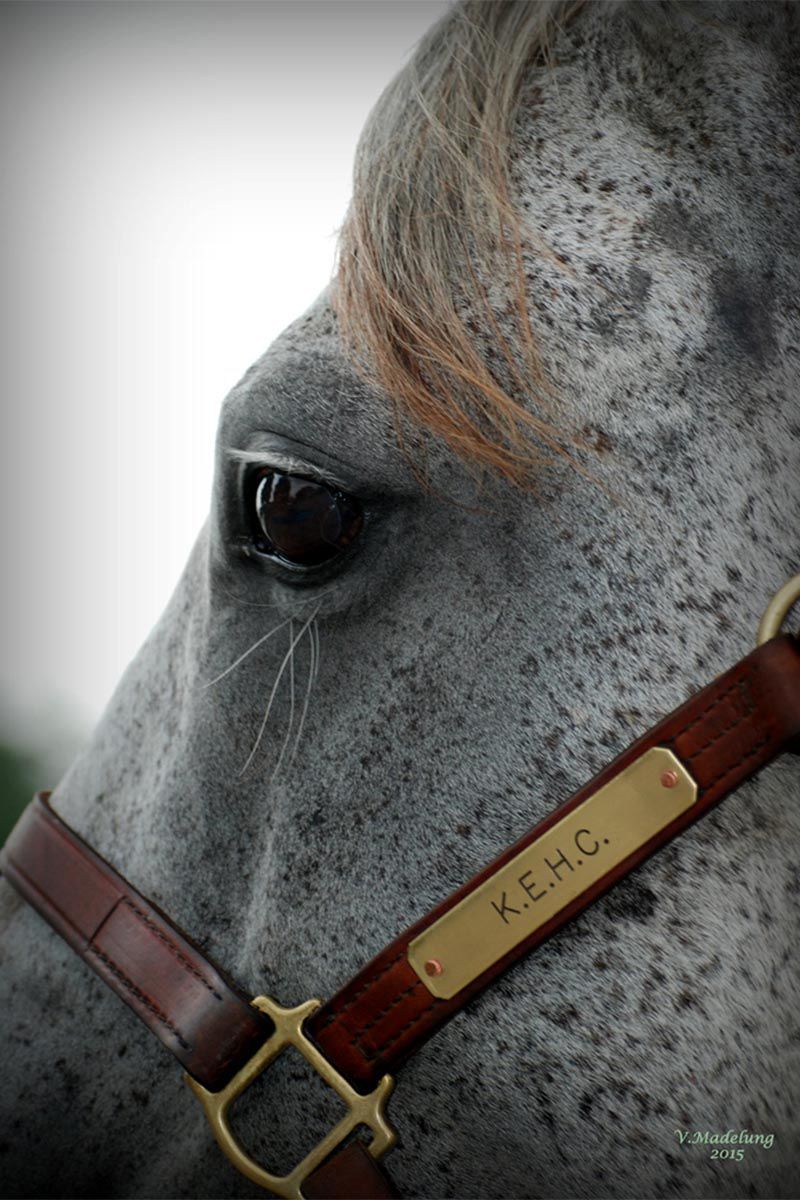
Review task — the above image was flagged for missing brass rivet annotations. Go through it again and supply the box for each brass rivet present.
[424,958,443,977]
[660,770,679,789]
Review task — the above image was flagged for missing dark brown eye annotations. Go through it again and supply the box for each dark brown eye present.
[250,469,363,568]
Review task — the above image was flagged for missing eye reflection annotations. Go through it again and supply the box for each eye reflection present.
[250,469,364,567]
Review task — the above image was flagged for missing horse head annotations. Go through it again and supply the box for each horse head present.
[2,3,798,1197]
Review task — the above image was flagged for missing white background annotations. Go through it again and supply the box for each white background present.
[0,0,449,756]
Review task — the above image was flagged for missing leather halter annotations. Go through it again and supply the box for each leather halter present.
[3,577,800,1199]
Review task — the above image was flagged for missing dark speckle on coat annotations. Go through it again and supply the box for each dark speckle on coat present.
[710,264,776,366]
[649,198,708,256]
[601,877,658,923]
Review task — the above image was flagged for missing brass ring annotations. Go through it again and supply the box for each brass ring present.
[756,574,800,646]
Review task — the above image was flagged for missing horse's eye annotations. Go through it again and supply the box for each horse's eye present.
[249,469,364,568]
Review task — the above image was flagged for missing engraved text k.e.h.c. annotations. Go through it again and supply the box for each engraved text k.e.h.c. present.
[490,826,606,925]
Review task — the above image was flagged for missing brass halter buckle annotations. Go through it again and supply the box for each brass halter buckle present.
[757,573,800,645]
[185,996,397,1200]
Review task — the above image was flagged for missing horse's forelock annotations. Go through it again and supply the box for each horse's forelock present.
[333,0,739,492]
[333,0,586,492]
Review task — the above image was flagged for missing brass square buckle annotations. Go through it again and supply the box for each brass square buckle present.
[186,996,397,1200]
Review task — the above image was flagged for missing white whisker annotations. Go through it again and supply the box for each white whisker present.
[238,609,318,778]
[289,617,317,767]
[312,619,321,683]
[203,619,290,689]
[270,620,297,784]
[216,579,339,611]
[215,582,282,611]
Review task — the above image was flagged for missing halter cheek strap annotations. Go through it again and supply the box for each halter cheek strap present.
[0,792,271,1091]
[2,628,800,1199]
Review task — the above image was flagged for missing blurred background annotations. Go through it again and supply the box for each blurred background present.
[0,0,449,841]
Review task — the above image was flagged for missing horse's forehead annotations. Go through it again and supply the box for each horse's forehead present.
[218,290,360,440]
[507,2,798,433]
[217,290,424,492]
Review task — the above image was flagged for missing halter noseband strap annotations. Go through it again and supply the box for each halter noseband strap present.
[2,584,800,1200]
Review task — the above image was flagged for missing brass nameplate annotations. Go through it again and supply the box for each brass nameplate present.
[408,747,696,999]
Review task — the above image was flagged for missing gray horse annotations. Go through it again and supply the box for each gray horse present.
[2,2,798,1198]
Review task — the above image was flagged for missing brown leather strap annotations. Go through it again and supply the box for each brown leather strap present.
[304,1141,399,1200]
[0,793,271,1092]
[307,634,800,1089]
